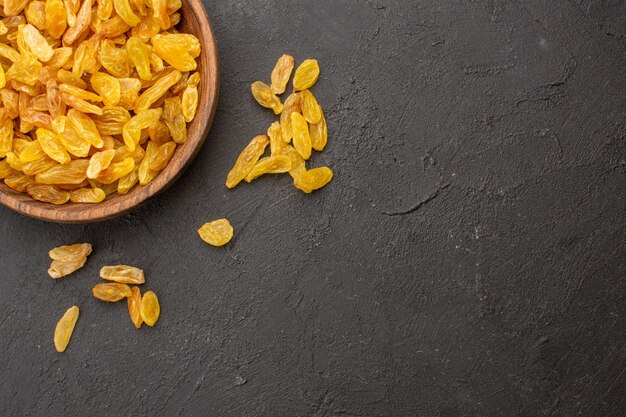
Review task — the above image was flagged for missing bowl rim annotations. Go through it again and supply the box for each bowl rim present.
[0,0,220,224]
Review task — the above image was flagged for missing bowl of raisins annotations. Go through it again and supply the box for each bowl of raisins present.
[0,0,219,223]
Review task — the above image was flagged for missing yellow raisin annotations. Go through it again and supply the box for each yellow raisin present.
[293,166,333,193]
[98,44,132,78]
[87,149,116,179]
[97,0,113,20]
[198,218,234,247]
[290,112,312,160]
[60,92,103,115]
[148,120,171,143]
[25,1,46,30]
[112,0,140,26]
[48,257,88,278]
[36,159,89,184]
[62,0,92,45]
[245,155,292,183]
[4,172,36,192]
[251,81,283,115]
[54,117,92,157]
[49,243,92,262]
[162,97,186,143]
[268,121,284,156]
[96,157,135,184]
[137,141,158,185]
[293,59,320,91]
[70,187,106,203]
[99,265,145,284]
[36,128,71,164]
[281,145,306,179]
[310,110,328,152]
[6,55,43,86]
[20,23,53,62]
[90,72,121,106]
[134,69,181,112]
[117,167,138,194]
[0,117,13,157]
[127,286,143,329]
[181,84,198,122]
[140,290,160,327]
[27,184,71,204]
[151,33,200,72]
[126,36,152,80]
[301,90,322,124]
[131,15,160,42]
[148,141,176,171]
[67,109,104,148]
[280,92,302,143]
[92,106,131,135]
[225,135,269,189]
[46,0,67,39]
[271,54,294,95]
[122,108,162,151]
[0,160,15,178]
[22,157,59,176]
[92,282,132,302]
[54,306,79,353]
[19,140,47,164]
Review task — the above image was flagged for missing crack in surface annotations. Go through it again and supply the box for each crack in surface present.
[382,181,451,217]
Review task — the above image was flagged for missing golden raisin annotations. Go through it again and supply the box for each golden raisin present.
[92,283,132,302]
[87,149,116,179]
[198,218,234,247]
[290,112,312,160]
[127,286,143,328]
[271,54,295,95]
[54,306,79,353]
[225,135,269,189]
[140,290,160,327]
[293,59,320,91]
[301,90,322,124]
[69,187,106,203]
[245,155,292,182]
[293,166,334,193]
[280,92,301,143]
[251,81,283,115]
[27,184,71,204]
[100,265,145,284]
[49,243,92,262]
[48,257,88,278]
[310,110,328,152]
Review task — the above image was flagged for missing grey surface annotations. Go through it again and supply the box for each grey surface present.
[1,1,625,416]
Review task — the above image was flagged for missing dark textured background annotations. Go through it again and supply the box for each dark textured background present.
[1,1,625,416]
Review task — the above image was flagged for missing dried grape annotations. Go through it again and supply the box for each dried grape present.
[100,265,145,284]
[290,112,312,160]
[92,282,132,302]
[280,92,301,143]
[271,54,294,95]
[54,306,79,352]
[293,166,333,193]
[251,81,283,115]
[225,135,269,189]
[198,218,234,247]
[310,110,328,152]
[140,290,160,327]
[293,59,320,91]
[245,155,292,182]
[127,286,143,328]
[301,90,322,124]
[49,243,92,261]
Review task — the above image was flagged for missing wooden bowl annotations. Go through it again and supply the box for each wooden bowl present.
[0,0,219,223]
